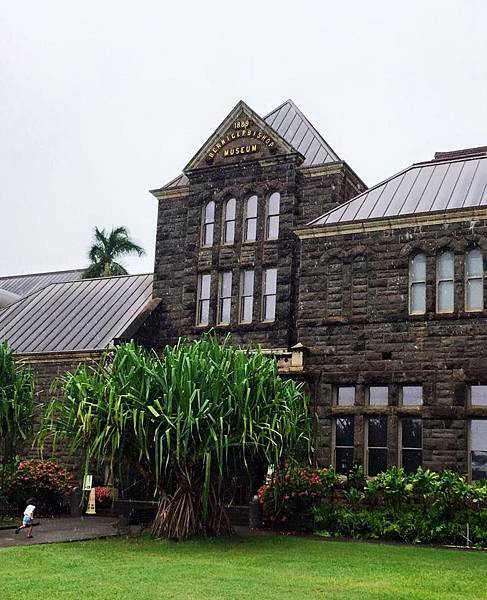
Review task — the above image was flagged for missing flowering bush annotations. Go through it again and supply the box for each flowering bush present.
[6,459,74,515]
[95,486,113,505]
[258,467,339,525]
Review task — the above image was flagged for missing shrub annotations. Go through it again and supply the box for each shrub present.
[95,486,113,505]
[6,459,74,515]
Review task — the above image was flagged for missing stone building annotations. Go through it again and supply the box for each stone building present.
[2,99,487,481]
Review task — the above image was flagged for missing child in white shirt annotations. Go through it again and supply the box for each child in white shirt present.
[15,498,36,539]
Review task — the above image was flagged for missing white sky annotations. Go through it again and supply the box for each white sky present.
[1,0,486,276]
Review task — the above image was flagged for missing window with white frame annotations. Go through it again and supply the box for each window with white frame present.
[202,201,215,247]
[470,385,487,407]
[196,273,211,326]
[217,271,232,325]
[470,420,487,480]
[239,270,254,323]
[409,253,426,314]
[244,195,258,242]
[262,268,277,321]
[335,417,354,475]
[265,192,280,240]
[368,386,389,406]
[223,198,236,245]
[401,386,423,406]
[401,418,422,473]
[336,387,355,406]
[367,417,388,476]
[465,248,483,312]
[436,251,454,313]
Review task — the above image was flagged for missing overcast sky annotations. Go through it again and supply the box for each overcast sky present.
[1,1,486,277]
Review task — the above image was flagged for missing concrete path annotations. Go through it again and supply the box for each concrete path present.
[0,516,118,548]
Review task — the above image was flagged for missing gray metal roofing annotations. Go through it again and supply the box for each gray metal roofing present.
[264,99,340,166]
[308,154,487,227]
[0,273,153,354]
[160,99,340,190]
[0,269,83,297]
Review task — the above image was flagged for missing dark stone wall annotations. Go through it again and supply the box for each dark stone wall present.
[297,218,487,473]
[139,158,361,350]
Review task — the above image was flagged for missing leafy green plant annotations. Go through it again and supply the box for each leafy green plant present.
[38,335,312,539]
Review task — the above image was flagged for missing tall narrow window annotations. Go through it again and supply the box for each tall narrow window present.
[335,417,354,475]
[265,192,280,240]
[401,418,422,473]
[244,195,257,242]
[367,417,388,476]
[409,253,426,314]
[239,270,254,323]
[223,198,236,245]
[262,268,277,321]
[437,251,454,313]
[217,271,232,325]
[470,420,487,480]
[196,273,211,326]
[202,201,215,247]
[465,248,483,312]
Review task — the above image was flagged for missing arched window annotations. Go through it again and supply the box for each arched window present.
[244,195,258,242]
[265,192,280,240]
[409,253,426,315]
[436,251,454,313]
[202,201,215,247]
[465,247,483,311]
[223,198,236,245]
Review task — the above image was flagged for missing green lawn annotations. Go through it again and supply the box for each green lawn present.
[1,535,486,600]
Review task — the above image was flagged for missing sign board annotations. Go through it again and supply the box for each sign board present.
[82,475,93,491]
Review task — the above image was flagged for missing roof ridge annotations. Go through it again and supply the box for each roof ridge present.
[0,267,84,281]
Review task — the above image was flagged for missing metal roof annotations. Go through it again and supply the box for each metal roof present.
[0,274,153,354]
[0,269,83,297]
[308,153,487,227]
[158,99,340,190]
[264,99,340,166]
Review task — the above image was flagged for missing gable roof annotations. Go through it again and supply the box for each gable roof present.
[156,99,341,191]
[0,269,84,297]
[264,99,340,166]
[307,152,487,228]
[0,273,153,354]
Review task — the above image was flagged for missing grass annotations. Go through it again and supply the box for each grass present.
[1,534,486,599]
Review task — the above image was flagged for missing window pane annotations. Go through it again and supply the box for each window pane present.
[221,298,231,323]
[205,201,215,222]
[337,387,355,406]
[246,195,257,218]
[438,280,454,312]
[245,218,256,242]
[242,296,253,322]
[402,386,423,406]
[466,248,483,278]
[472,452,487,480]
[226,198,236,220]
[471,386,487,406]
[471,419,487,451]
[243,270,254,295]
[466,278,483,311]
[368,417,387,447]
[411,253,426,281]
[200,299,209,326]
[410,282,426,314]
[369,387,388,406]
[265,268,277,294]
[438,251,454,279]
[268,192,280,215]
[368,448,388,476]
[222,272,232,297]
[336,417,354,446]
[267,215,279,240]
[402,449,422,474]
[204,223,214,246]
[264,295,276,321]
[336,448,354,475]
[201,274,211,299]
[402,418,422,449]
[224,220,235,244]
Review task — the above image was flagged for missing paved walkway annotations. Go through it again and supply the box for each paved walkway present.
[0,516,118,548]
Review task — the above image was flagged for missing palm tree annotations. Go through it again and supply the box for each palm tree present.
[82,226,145,279]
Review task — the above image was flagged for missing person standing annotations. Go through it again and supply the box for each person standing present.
[15,498,36,539]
